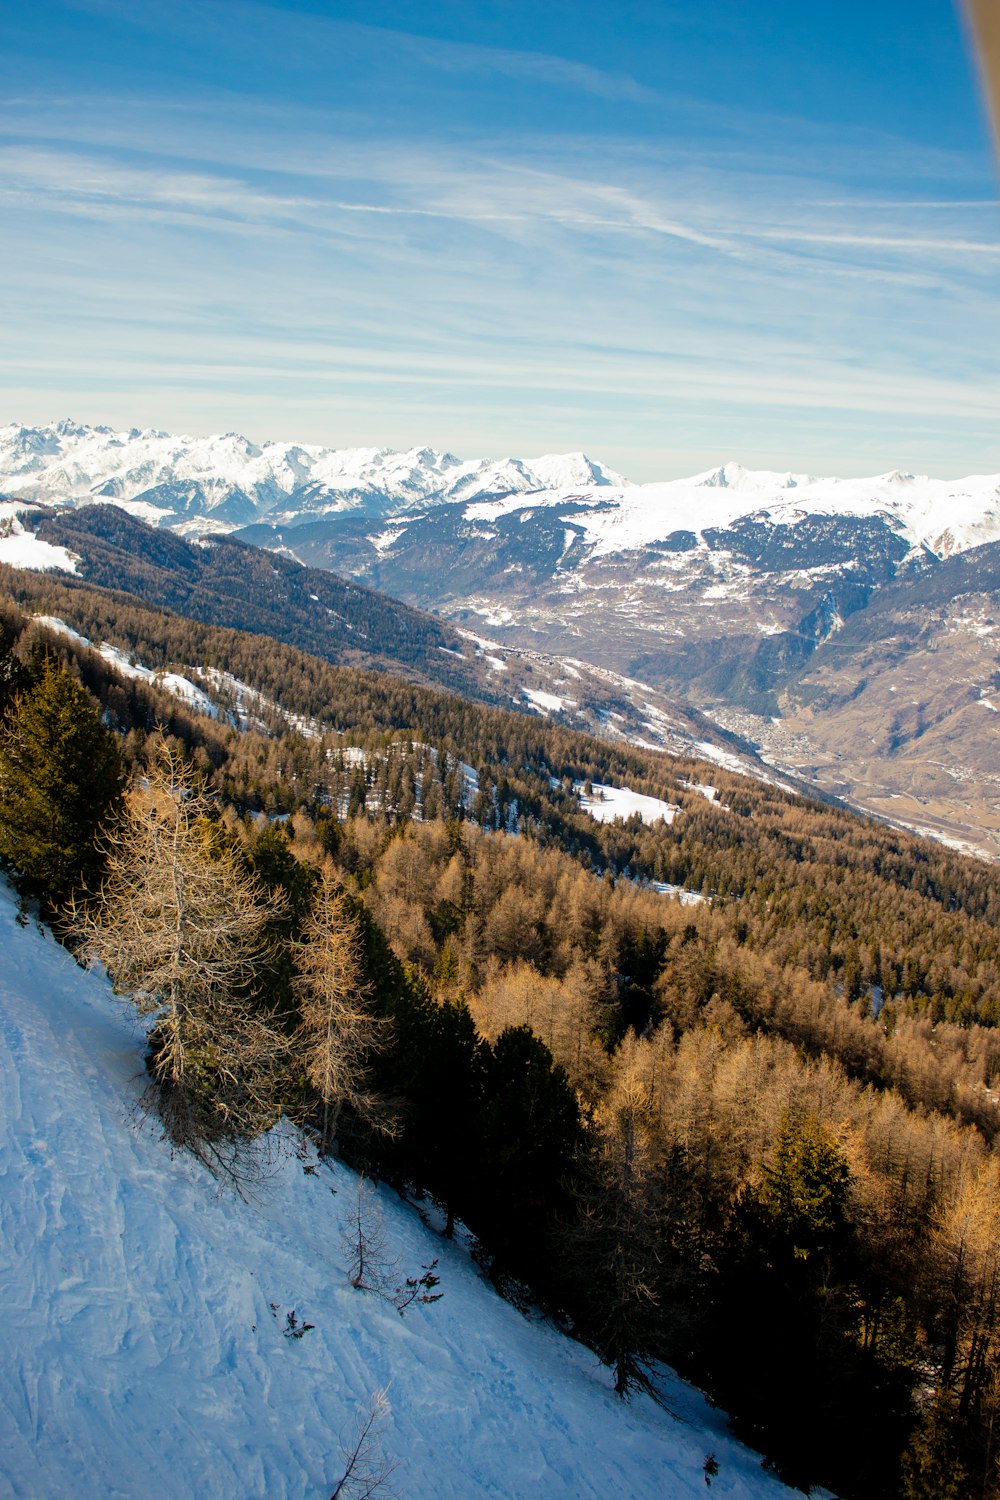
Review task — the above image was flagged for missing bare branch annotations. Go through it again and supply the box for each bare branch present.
[329,1387,398,1500]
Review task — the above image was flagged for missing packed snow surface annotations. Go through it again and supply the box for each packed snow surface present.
[578,782,680,827]
[0,881,792,1498]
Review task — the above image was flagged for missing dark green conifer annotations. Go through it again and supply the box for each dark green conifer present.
[900,1399,969,1500]
[0,655,124,901]
[475,1026,584,1288]
[0,620,32,720]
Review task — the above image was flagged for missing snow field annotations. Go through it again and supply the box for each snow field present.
[6,424,1000,564]
[0,507,78,575]
[576,782,679,828]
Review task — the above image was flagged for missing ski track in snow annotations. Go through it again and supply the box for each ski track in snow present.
[0,881,796,1500]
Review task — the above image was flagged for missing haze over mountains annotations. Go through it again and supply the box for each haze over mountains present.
[3,420,999,858]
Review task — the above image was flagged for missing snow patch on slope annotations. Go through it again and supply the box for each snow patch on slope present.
[0,505,78,574]
[577,782,680,827]
[521,686,570,714]
[32,617,218,717]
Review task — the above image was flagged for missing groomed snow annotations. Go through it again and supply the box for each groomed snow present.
[577,782,679,827]
[0,881,792,1499]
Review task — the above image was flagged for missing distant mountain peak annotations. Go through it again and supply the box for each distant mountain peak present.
[0,421,636,523]
[694,462,809,492]
[3,422,1000,565]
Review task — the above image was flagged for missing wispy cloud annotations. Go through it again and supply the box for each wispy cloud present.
[63,0,657,104]
[395,29,657,104]
[744,226,1000,255]
[2,4,999,478]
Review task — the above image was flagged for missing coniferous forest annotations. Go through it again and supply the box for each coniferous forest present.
[4,576,1000,1497]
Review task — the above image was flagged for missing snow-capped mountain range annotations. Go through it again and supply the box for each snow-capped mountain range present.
[3,420,1000,862]
[0,419,625,530]
[3,420,1000,559]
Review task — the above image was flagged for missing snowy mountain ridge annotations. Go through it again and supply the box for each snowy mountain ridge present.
[0,875,794,1498]
[463,462,1000,561]
[0,420,626,528]
[4,422,1000,559]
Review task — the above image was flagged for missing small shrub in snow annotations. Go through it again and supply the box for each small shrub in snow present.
[329,1387,397,1500]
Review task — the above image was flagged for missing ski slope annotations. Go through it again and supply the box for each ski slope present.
[0,879,795,1499]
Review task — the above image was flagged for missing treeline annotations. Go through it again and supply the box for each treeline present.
[0,654,590,1377]
[30,503,500,700]
[6,620,1000,1491]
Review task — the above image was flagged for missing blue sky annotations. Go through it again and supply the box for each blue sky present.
[2,0,998,478]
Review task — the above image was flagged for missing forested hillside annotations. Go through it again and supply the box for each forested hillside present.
[4,507,745,762]
[4,577,1000,1496]
[30,503,497,696]
[1,879,792,1500]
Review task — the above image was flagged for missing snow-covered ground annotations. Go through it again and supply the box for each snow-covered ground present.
[31,617,217,718]
[650,882,708,906]
[0,505,78,575]
[0,421,623,520]
[520,685,572,715]
[0,881,793,1499]
[464,461,1000,561]
[577,782,679,827]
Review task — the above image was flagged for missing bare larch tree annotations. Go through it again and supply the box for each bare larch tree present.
[73,748,292,1162]
[293,877,391,1152]
[328,1387,397,1500]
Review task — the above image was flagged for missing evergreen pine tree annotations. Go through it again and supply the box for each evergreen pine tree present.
[581,1073,661,1398]
[714,1109,854,1487]
[900,1399,969,1500]
[475,1025,584,1289]
[0,655,123,901]
[0,620,32,720]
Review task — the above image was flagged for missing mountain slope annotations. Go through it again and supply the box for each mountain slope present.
[2,503,770,776]
[0,878,791,1499]
[29,502,493,695]
[6,419,1000,855]
[733,540,1000,857]
[4,423,999,562]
